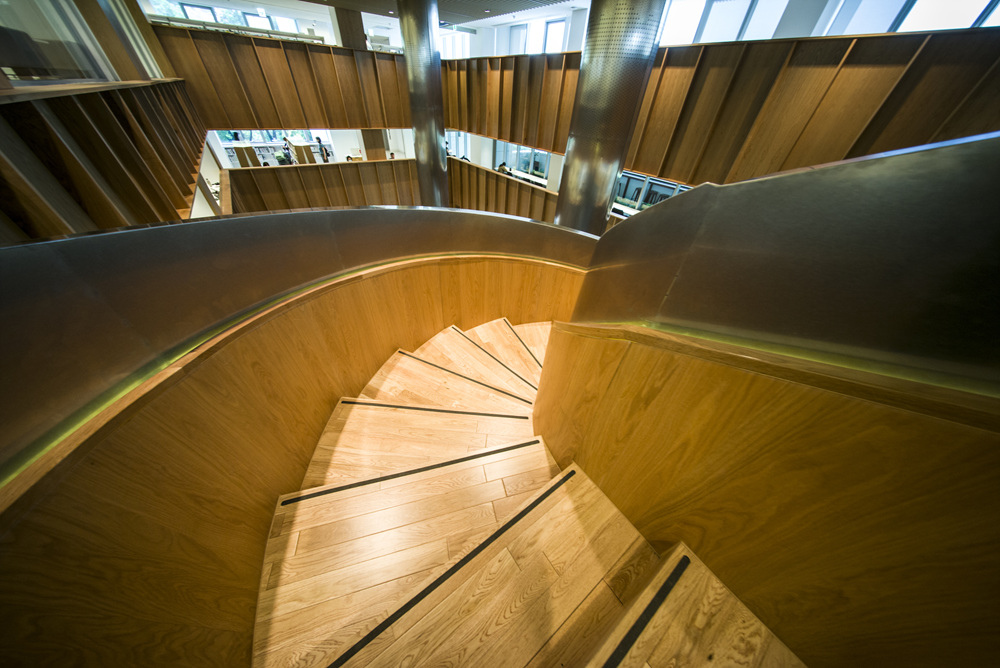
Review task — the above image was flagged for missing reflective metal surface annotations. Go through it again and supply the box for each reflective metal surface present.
[0,208,595,474]
[398,0,449,206]
[554,0,667,235]
[574,132,1000,386]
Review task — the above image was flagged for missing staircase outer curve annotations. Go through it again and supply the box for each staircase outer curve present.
[253,319,804,668]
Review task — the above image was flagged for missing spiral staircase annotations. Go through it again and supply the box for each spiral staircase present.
[252,318,802,667]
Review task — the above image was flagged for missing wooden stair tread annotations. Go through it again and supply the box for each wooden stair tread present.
[513,321,552,367]
[302,398,536,489]
[254,440,560,668]
[337,464,654,668]
[413,325,537,399]
[360,350,533,415]
[587,542,806,668]
[465,317,543,386]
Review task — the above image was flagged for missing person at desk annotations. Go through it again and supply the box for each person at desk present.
[497,162,511,175]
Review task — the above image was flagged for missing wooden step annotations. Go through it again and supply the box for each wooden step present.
[302,398,538,489]
[513,321,552,366]
[328,464,658,668]
[360,350,533,415]
[466,317,543,387]
[254,439,561,668]
[587,542,805,668]
[414,325,537,400]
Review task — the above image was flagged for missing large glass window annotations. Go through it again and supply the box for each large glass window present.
[984,4,1000,26]
[531,151,549,178]
[213,7,244,26]
[897,0,992,32]
[740,0,789,40]
[615,174,646,208]
[244,13,271,30]
[516,145,532,172]
[544,20,566,53]
[509,24,527,54]
[660,0,707,45]
[273,16,298,33]
[699,0,751,43]
[180,3,216,22]
[641,181,676,209]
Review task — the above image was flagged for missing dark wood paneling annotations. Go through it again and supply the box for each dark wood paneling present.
[226,159,421,213]
[153,26,410,130]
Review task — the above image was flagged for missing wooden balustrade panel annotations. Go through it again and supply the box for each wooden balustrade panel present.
[153,26,410,130]
[534,322,1000,668]
[441,29,1000,183]
[447,158,558,223]
[0,255,585,666]
[0,80,203,242]
[226,159,420,213]
[442,52,581,155]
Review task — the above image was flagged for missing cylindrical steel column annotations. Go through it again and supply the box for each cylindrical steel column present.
[398,0,448,207]
[554,0,667,235]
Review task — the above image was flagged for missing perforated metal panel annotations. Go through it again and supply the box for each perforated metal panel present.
[554,0,667,235]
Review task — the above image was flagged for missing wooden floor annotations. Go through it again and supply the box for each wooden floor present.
[253,318,804,667]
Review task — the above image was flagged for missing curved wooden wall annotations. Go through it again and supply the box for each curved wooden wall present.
[447,158,559,223]
[534,322,1000,667]
[0,255,585,665]
[154,26,411,130]
[0,80,202,242]
[226,159,420,213]
[441,28,1000,184]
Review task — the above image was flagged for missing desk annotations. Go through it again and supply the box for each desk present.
[510,169,548,189]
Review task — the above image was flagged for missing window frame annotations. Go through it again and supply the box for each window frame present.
[180,3,217,22]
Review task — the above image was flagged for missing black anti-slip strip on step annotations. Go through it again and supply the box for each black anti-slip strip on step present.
[451,326,538,391]
[327,469,577,668]
[340,399,529,420]
[505,319,542,368]
[601,555,691,667]
[280,439,540,506]
[398,350,533,405]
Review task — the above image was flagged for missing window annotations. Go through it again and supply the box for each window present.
[213,7,244,26]
[244,13,271,30]
[984,4,1000,26]
[641,181,676,209]
[531,151,549,178]
[614,173,646,209]
[180,4,216,22]
[897,0,992,32]
[660,0,707,45]
[509,24,527,54]
[740,0,789,40]
[273,16,298,33]
[544,20,565,53]
[699,0,751,43]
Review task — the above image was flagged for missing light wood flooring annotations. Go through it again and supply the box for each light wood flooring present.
[252,318,804,668]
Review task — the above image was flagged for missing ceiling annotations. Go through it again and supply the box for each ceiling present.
[303,0,578,25]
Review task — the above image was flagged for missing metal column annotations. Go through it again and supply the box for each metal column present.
[398,0,448,207]
[554,0,667,235]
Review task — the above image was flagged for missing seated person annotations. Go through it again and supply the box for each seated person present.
[496,162,511,174]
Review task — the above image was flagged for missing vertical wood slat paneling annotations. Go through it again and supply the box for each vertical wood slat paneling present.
[440,28,1000,184]
[445,158,558,223]
[153,26,410,129]
[226,159,422,214]
[0,81,201,242]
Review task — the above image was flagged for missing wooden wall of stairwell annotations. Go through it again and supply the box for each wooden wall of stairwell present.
[447,158,559,223]
[226,159,421,213]
[0,255,584,666]
[153,26,410,130]
[0,80,204,242]
[441,28,1000,183]
[533,323,1000,667]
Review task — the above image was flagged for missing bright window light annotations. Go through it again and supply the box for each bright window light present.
[660,0,708,46]
[244,13,270,29]
[544,20,566,53]
[841,0,908,35]
[700,0,750,43]
[181,4,216,22]
[526,20,545,53]
[741,0,789,40]
[898,0,990,32]
[273,16,297,33]
[985,5,1000,26]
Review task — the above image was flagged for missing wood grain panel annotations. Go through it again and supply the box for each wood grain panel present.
[783,34,925,170]
[535,322,1000,667]
[151,27,409,130]
[282,42,327,128]
[444,158,557,223]
[726,38,853,183]
[0,255,583,665]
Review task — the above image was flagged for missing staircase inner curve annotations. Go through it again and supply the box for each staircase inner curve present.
[253,318,804,668]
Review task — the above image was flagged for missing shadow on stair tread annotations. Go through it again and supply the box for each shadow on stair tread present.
[465,317,544,387]
[415,325,538,397]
